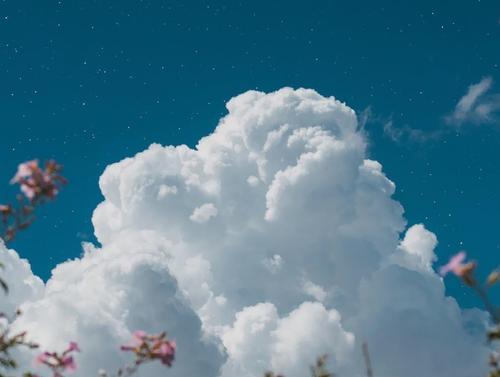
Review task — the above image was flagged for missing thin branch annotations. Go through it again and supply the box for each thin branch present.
[362,342,374,377]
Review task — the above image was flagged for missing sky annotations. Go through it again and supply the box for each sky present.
[0,2,499,376]
[0,0,499,314]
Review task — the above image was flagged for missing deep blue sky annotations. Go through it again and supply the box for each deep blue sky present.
[0,0,498,308]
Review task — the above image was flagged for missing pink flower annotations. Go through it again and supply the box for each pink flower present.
[132,330,147,341]
[1,159,67,241]
[439,251,477,285]
[20,181,37,200]
[121,331,176,368]
[439,251,467,276]
[121,331,144,351]
[66,341,80,353]
[61,355,76,373]
[10,160,39,184]
[154,340,176,366]
[35,352,50,365]
[9,159,66,203]
[34,342,79,377]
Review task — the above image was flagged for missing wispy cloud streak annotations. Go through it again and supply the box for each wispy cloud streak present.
[446,77,500,126]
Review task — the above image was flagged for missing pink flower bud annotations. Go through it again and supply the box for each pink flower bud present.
[66,342,80,353]
[132,330,147,340]
[34,352,50,365]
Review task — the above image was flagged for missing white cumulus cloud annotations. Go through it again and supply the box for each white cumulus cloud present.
[190,203,218,223]
[0,87,491,377]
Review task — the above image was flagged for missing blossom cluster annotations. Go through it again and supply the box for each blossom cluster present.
[34,342,80,377]
[439,251,478,286]
[10,160,66,203]
[0,160,66,241]
[120,331,176,367]
[32,331,177,377]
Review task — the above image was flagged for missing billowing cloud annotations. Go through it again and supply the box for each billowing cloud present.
[446,77,500,125]
[0,88,490,377]
[4,234,225,377]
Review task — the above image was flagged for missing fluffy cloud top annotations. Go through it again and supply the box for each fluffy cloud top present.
[1,88,490,377]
